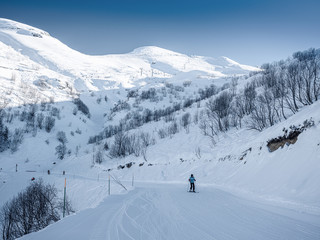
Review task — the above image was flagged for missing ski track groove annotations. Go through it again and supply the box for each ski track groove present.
[19,184,320,240]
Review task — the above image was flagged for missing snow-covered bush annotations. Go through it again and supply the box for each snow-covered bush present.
[94,147,104,164]
[10,128,24,153]
[140,88,157,101]
[73,98,91,118]
[56,131,68,144]
[55,131,68,160]
[55,144,67,160]
[181,113,191,132]
[44,116,55,133]
[0,119,9,152]
[36,112,44,129]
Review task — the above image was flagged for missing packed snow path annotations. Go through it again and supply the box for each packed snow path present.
[21,184,320,240]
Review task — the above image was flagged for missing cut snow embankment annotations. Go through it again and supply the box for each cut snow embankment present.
[92,100,320,214]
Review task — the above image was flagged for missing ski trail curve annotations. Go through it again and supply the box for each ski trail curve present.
[20,184,320,240]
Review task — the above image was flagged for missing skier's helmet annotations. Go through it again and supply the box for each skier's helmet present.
[191,174,194,177]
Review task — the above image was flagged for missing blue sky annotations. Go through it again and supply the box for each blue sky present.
[1,0,319,66]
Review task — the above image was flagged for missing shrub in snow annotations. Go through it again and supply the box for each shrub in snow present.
[109,132,128,158]
[0,119,10,152]
[94,148,104,164]
[181,113,191,130]
[56,131,68,144]
[183,80,192,87]
[104,142,109,150]
[169,121,179,134]
[73,98,91,118]
[158,128,168,139]
[40,101,46,111]
[0,179,61,240]
[205,91,233,132]
[140,88,157,101]
[183,98,194,108]
[142,108,153,123]
[72,107,78,115]
[111,100,130,113]
[55,144,67,160]
[51,107,60,119]
[36,113,44,129]
[44,116,55,133]
[10,128,24,153]
[19,110,27,122]
[56,131,68,159]
[127,90,138,99]
[198,84,218,100]
[75,128,82,134]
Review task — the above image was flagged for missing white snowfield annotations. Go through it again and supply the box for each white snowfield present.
[0,18,259,106]
[20,183,320,240]
[1,18,320,240]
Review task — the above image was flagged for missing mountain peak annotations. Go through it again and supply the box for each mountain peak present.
[131,46,183,57]
[0,18,50,38]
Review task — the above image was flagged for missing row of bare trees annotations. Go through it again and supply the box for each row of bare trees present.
[201,48,320,137]
[109,131,155,160]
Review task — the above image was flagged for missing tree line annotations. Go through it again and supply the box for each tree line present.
[201,48,320,140]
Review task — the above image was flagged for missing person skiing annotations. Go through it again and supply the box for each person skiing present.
[189,174,196,192]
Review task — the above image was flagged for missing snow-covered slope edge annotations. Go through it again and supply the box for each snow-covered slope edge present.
[94,101,320,213]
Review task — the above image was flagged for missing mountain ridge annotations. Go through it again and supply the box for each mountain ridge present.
[0,18,259,99]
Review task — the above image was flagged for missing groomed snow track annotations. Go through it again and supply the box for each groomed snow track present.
[20,183,320,240]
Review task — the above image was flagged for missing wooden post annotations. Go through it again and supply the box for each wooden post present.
[132,173,134,187]
[108,174,110,195]
[63,178,66,218]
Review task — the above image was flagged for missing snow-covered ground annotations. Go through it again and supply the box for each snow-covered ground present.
[19,183,320,240]
[1,18,320,239]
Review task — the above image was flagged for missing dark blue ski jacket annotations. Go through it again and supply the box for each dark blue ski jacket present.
[189,177,196,183]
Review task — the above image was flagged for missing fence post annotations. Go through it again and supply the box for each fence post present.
[63,178,66,218]
[132,173,134,187]
[108,174,110,195]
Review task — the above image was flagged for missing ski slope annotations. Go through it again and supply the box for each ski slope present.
[1,18,320,240]
[20,183,320,240]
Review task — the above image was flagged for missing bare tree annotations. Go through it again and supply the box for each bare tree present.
[243,82,256,114]
[181,113,191,133]
[206,91,233,132]
[0,179,61,240]
[94,147,104,164]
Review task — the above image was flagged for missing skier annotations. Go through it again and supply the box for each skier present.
[189,174,196,192]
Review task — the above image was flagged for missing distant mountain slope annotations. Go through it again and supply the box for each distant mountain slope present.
[0,18,259,106]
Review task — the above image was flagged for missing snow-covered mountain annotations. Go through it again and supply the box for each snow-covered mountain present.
[0,18,259,106]
[1,18,320,240]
